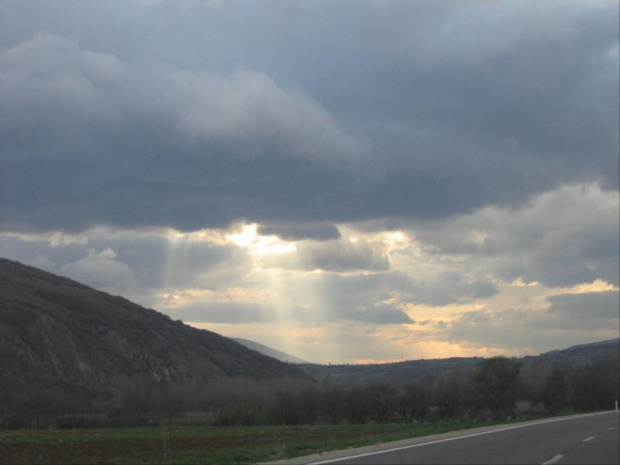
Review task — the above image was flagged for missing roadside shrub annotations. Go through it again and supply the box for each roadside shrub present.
[513,400,533,419]
[532,403,547,417]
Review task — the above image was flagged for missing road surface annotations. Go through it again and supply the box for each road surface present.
[265,411,619,465]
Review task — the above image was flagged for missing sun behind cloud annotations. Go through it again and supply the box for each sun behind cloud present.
[226,224,297,257]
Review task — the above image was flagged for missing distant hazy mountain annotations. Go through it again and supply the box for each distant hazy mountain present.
[0,259,304,395]
[230,337,309,364]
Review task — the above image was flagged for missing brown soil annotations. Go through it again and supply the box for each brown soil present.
[0,427,405,464]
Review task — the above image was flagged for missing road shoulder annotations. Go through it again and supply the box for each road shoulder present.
[260,412,617,465]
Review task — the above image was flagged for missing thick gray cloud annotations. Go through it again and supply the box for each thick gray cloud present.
[340,306,413,325]
[1,32,378,232]
[294,270,490,322]
[1,0,618,234]
[258,223,341,242]
[169,302,282,325]
[59,248,136,292]
[546,291,620,328]
[295,238,390,273]
[0,229,238,294]
[405,271,498,307]
[441,290,620,350]
[171,301,413,325]
[410,184,620,287]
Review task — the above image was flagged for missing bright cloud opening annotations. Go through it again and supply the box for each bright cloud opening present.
[226,223,297,258]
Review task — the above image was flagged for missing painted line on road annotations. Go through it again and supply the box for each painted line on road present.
[607,427,615,431]
[308,411,616,465]
[542,454,564,465]
[583,436,595,442]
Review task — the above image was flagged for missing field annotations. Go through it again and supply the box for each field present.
[0,420,516,464]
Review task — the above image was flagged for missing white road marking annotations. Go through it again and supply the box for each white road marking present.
[542,454,564,465]
[583,436,595,442]
[607,427,615,431]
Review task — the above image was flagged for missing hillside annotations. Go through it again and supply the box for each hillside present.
[530,338,620,367]
[299,357,484,384]
[0,258,303,395]
[230,337,309,364]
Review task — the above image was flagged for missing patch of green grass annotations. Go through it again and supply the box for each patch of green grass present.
[0,424,288,444]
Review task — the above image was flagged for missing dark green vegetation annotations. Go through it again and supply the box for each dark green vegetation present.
[0,258,618,464]
[0,420,530,464]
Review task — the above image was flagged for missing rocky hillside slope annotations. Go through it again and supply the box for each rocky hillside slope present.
[0,258,303,395]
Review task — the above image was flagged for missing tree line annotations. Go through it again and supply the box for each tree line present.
[1,355,618,429]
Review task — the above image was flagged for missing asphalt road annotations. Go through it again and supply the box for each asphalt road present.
[305,411,619,465]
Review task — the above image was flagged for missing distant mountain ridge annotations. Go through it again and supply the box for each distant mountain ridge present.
[0,258,304,396]
[230,337,309,364]
[529,338,620,367]
[299,339,620,384]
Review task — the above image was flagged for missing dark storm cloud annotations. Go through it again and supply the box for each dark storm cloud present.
[246,0,619,218]
[0,32,378,233]
[1,0,618,234]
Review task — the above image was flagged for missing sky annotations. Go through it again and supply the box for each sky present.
[1,0,618,364]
